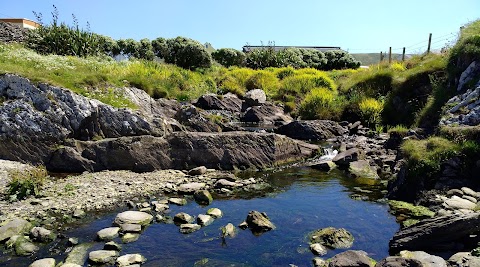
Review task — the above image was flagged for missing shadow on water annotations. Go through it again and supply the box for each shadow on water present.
[1,167,399,267]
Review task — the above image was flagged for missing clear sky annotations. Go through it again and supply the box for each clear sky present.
[1,0,479,54]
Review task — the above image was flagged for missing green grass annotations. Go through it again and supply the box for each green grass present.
[7,165,49,201]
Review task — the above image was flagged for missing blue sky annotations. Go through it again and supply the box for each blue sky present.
[1,0,479,54]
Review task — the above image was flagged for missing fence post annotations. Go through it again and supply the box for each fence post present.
[427,33,432,54]
[380,51,383,62]
[402,47,406,61]
[389,47,392,64]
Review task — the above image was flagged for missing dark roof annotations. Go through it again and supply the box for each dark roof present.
[242,45,341,53]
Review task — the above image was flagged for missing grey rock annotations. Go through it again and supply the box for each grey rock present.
[120,223,142,233]
[174,212,194,224]
[444,196,476,210]
[0,218,32,242]
[197,214,214,226]
[188,166,207,176]
[462,187,480,198]
[206,208,223,218]
[390,213,480,253]
[448,252,480,267]
[333,148,364,168]
[179,223,201,234]
[153,202,169,212]
[0,21,29,43]
[114,211,153,226]
[104,241,122,251]
[310,227,354,249]
[275,120,348,141]
[328,250,374,267]
[245,210,275,234]
[116,254,146,267]
[65,243,93,265]
[375,256,423,267]
[221,223,237,238]
[88,250,119,264]
[72,209,86,218]
[309,161,337,172]
[30,226,55,243]
[194,190,213,205]
[97,227,120,241]
[241,103,292,125]
[60,264,82,267]
[348,160,379,179]
[214,179,241,189]
[168,197,187,206]
[121,233,140,243]
[399,251,447,267]
[447,189,464,197]
[29,258,55,267]
[178,182,206,194]
[14,236,38,256]
[194,93,242,112]
[310,243,327,256]
[244,89,267,106]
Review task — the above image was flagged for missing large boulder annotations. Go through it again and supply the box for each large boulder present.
[244,89,266,106]
[114,211,153,226]
[194,93,242,112]
[389,213,480,253]
[174,104,222,132]
[275,120,348,141]
[309,227,354,249]
[0,218,33,242]
[88,250,119,265]
[398,251,447,267]
[0,74,172,165]
[245,210,275,234]
[375,256,423,267]
[348,160,379,179]
[333,148,365,168]
[241,103,292,125]
[328,250,374,267]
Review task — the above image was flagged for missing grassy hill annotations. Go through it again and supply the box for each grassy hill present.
[352,53,413,66]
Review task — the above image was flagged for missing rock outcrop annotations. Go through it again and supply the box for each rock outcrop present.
[275,120,348,141]
[0,21,29,43]
[440,85,480,126]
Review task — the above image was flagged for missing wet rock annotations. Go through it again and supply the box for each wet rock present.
[328,250,374,267]
[399,251,447,267]
[388,200,435,219]
[121,233,140,243]
[30,226,56,243]
[309,227,354,249]
[114,211,153,226]
[104,241,122,251]
[178,182,206,194]
[194,190,213,205]
[14,236,38,256]
[348,160,379,179]
[214,179,241,189]
[0,218,33,242]
[120,223,142,233]
[313,257,327,267]
[245,210,275,234]
[116,253,146,267]
[153,202,169,212]
[309,161,337,172]
[65,243,93,265]
[88,250,119,264]
[72,209,86,219]
[238,221,248,229]
[197,214,214,226]
[67,237,79,246]
[448,252,480,267]
[221,223,237,238]
[333,148,365,168]
[389,213,480,253]
[179,223,201,234]
[375,256,423,267]
[206,208,223,218]
[275,120,348,141]
[174,212,194,224]
[168,197,187,206]
[188,166,208,176]
[29,258,55,267]
[462,187,480,198]
[310,243,327,256]
[244,89,266,106]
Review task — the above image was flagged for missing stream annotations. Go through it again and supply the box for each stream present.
[2,167,399,267]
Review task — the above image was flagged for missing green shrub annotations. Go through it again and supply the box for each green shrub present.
[280,73,336,96]
[298,87,343,120]
[359,97,383,127]
[324,50,361,70]
[27,6,105,57]
[245,71,280,95]
[387,125,409,135]
[164,36,213,69]
[274,67,296,79]
[212,48,246,67]
[7,166,49,200]
[245,45,280,69]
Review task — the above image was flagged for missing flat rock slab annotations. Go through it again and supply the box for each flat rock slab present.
[390,213,480,253]
[180,224,201,234]
[329,250,374,267]
[178,182,206,194]
[0,218,32,242]
[114,211,153,226]
[97,227,120,240]
[399,250,447,267]
[116,254,146,267]
[168,197,187,206]
[89,250,119,264]
[29,258,55,267]
[444,196,476,210]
